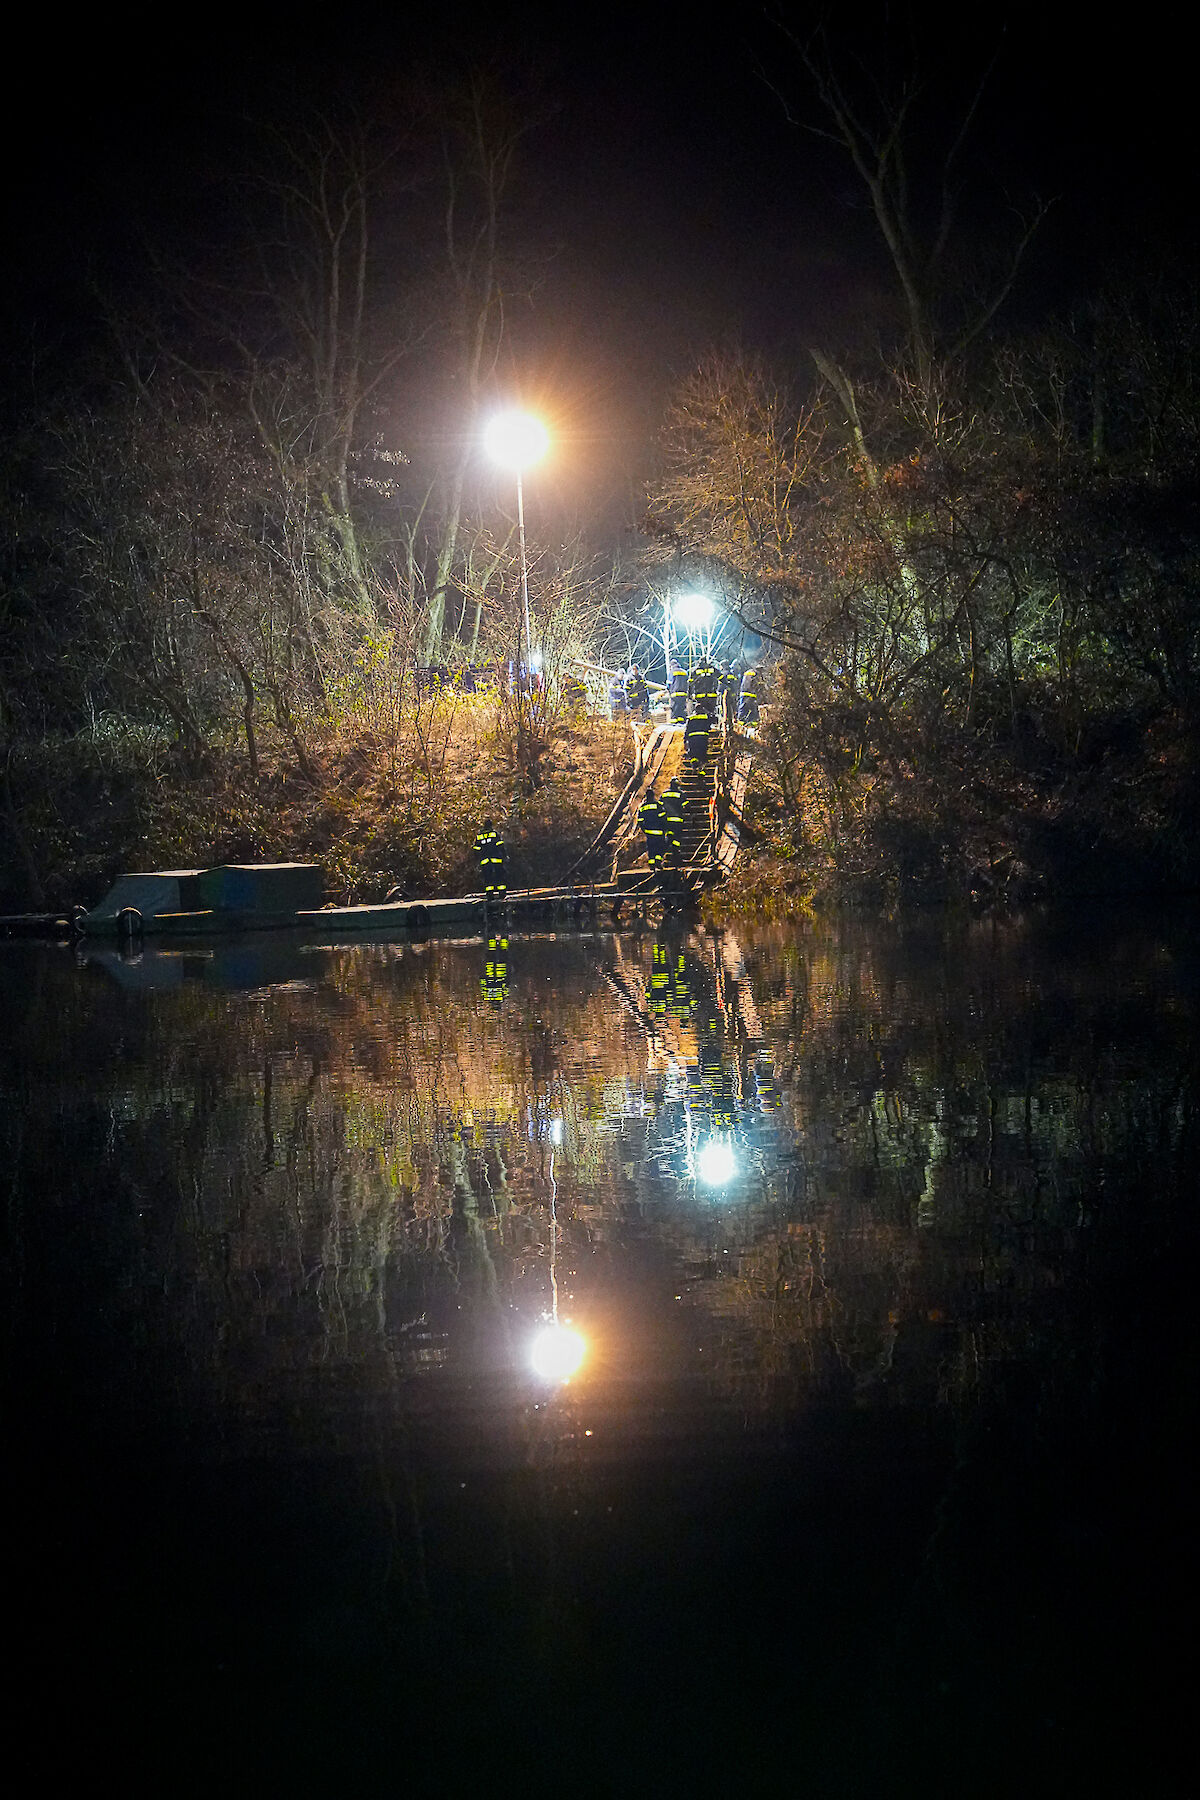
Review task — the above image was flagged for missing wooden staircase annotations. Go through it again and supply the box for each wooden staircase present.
[570,715,757,902]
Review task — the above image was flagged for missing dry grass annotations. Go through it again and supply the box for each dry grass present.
[4,699,641,910]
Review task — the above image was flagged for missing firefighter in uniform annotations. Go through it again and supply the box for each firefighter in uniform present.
[684,705,710,770]
[660,777,688,863]
[720,662,740,727]
[738,666,760,725]
[624,664,649,717]
[638,790,667,869]
[669,667,690,722]
[472,820,507,900]
[690,658,719,722]
[562,673,588,718]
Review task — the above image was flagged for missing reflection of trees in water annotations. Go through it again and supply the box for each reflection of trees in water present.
[628,929,787,1201]
[654,912,1199,1415]
[2,941,653,1418]
[3,911,1195,1448]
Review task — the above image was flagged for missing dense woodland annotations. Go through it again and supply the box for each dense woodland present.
[3,48,1198,914]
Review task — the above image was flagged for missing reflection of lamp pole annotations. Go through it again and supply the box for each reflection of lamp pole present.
[531,1129,586,1381]
[483,410,549,670]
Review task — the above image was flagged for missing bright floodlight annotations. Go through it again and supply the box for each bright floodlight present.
[674,591,713,632]
[531,1324,586,1382]
[696,1138,737,1187]
[484,410,549,472]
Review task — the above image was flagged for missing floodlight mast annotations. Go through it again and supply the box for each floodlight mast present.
[516,468,530,659]
[674,591,714,665]
[483,411,548,671]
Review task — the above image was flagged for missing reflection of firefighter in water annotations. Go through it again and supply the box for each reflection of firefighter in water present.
[751,1050,780,1110]
[672,952,739,1132]
[697,1013,738,1129]
[480,935,510,1006]
[667,947,696,1021]
[645,937,699,1025]
[644,938,745,1148]
[646,940,670,1018]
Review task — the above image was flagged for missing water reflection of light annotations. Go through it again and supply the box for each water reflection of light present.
[696,1137,738,1187]
[531,1324,586,1382]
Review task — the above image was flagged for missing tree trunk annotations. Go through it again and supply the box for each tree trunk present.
[424,465,466,663]
[1,739,45,907]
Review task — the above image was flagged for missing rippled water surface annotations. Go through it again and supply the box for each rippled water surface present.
[3,906,1196,1792]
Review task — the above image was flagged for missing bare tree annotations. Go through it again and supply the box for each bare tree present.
[771,18,1051,387]
[422,74,536,662]
[227,108,424,616]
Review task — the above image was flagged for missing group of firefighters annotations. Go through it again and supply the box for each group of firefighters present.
[472,772,694,895]
[638,776,692,872]
[473,777,695,898]
[470,656,764,896]
[634,658,762,875]
[609,656,761,728]
[415,654,764,729]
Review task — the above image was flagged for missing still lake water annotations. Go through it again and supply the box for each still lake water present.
[3,907,1196,1793]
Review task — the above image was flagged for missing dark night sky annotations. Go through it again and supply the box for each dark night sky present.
[7,4,1196,519]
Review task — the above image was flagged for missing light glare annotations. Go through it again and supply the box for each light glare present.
[531,1324,586,1381]
[484,410,549,471]
[696,1139,737,1186]
[674,591,713,631]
